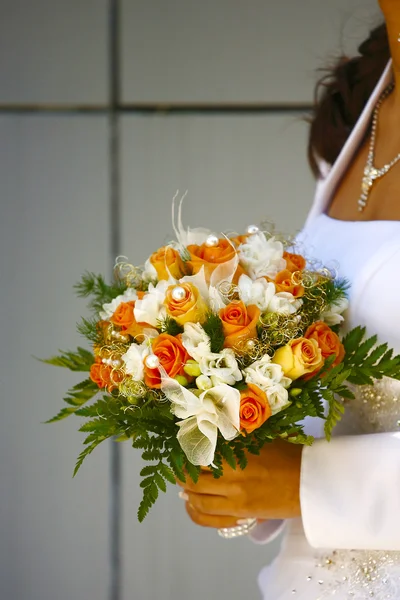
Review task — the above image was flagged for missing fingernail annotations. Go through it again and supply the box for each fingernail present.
[236,519,254,525]
[178,491,189,501]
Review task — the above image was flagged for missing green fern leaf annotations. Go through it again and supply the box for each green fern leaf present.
[154,473,167,493]
[73,437,105,477]
[45,407,77,423]
[184,459,200,484]
[39,347,94,372]
[159,462,177,485]
[218,442,237,470]
[140,465,157,477]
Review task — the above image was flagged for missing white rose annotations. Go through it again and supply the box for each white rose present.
[244,354,291,390]
[322,296,349,326]
[99,287,138,320]
[181,323,211,362]
[121,342,149,381]
[199,349,242,386]
[267,292,302,315]
[133,280,168,327]
[265,384,291,416]
[238,233,286,280]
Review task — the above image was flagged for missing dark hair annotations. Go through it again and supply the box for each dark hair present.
[308,23,390,177]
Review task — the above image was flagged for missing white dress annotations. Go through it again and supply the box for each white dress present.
[254,59,400,599]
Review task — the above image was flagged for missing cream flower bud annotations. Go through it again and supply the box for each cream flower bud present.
[196,375,213,391]
[183,360,202,378]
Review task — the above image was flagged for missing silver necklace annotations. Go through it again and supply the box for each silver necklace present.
[358,82,399,212]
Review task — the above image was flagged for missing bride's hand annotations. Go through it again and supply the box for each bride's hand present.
[177,440,302,529]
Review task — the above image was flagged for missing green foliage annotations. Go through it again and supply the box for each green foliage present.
[184,458,201,484]
[342,326,400,385]
[39,347,94,372]
[46,379,98,423]
[218,442,237,471]
[137,463,165,522]
[158,316,184,336]
[324,277,350,307]
[322,390,345,441]
[74,271,125,314]
[203,312,225,353]
[76,317,101,344]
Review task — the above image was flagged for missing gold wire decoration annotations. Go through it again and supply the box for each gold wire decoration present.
[119,379,147,403]
[216,281,240,303]
[113,255,143,288]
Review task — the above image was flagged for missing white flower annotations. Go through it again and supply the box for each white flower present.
[265,384,291,416]
[161,376,240,466]
[99,287,138,320]
[238,233,286,280]
[244,354,291,390]
[196,375,213,391]
[141,258,158,283]
[199,349,243,386]
[121,342,149,381]
[238,274,276,310]
[268,292,303,315]
[322,296,349,326]
[244,355,291,416]
[133,280,169,327]
[181,322,211,362]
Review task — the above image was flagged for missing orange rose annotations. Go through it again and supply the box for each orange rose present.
[272,337,324,380]
[283,251,306,273]
[90,359,123,392]
[110,301,135,329]
[150,246,185,281]
[144,333,190,389]
[110,292,148,340]
[240,383,272,434]
[164,283,208,325]
[230,234,249,248]
[273,269,304,298]
[187,238,244,283]
[219,301,260,349]
[305,321,345,367]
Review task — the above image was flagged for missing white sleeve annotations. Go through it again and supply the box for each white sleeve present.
[300,432,400,550]
[248,519,286,545]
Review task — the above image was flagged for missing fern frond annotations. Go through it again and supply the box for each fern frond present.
[39,347,94,372]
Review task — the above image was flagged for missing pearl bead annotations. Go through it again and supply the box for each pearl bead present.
[145,354,160,369]
[102,358,108,364]
[171,285,186,301]
[246,224,259,235]
[205,234,219,247]
[112,360,121,368]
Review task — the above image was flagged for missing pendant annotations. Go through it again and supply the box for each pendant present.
[358,166,379,211]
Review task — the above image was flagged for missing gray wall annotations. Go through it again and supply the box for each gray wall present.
[0,1,380,600]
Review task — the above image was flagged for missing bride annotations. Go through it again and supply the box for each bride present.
[177,1,400,598]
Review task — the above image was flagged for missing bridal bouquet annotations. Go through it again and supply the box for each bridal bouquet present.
[44,199,400,521]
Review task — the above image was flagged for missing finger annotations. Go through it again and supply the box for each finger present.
[179,472,229,495]
[185,502,239,529]
[186,491,237,516]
